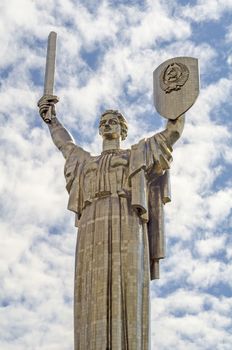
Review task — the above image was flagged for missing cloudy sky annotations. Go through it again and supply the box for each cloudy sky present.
[0,0,232,349]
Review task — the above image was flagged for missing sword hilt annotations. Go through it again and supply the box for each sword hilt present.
[43,105,53,123]
[38,95,59,123]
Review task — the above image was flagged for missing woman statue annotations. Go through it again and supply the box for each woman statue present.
[38,95,185,350]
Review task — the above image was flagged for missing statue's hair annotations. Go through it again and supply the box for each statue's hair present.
[100,109,128,141]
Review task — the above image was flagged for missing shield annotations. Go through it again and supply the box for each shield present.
[153,57,199,120]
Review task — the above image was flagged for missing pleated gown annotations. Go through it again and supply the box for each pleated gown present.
[72,150,150,350]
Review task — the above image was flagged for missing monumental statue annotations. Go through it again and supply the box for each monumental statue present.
[37,32,199,349]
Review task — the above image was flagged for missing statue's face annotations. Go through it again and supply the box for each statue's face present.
[99,113,121,140]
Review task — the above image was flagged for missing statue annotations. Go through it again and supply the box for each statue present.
[38,33,199,350]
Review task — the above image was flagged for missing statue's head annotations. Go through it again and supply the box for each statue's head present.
[99,110,128,141]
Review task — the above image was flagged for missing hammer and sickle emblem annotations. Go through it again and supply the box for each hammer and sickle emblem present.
[160,62,189,93]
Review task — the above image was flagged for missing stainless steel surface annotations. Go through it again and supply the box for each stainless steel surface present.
[37,55,200,349]
[153,56,199,120]
[43,31,57,122]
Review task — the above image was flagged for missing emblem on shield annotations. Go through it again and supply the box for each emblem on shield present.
[160,62,189,93]
[153,57,199,120]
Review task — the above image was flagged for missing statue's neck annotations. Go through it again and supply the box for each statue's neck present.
[102,138,120,152]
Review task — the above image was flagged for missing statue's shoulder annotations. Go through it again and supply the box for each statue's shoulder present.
[131,138,146,151]
[65,142,91,166]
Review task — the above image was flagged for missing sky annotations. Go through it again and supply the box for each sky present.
[0,0,232,349]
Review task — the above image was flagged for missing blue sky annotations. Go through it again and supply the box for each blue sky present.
[0,0,232,349]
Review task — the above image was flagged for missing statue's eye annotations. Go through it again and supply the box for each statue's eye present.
[110,119,118,125]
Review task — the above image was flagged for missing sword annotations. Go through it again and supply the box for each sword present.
[43,31,58,123]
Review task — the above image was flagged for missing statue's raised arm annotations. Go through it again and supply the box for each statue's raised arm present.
[37,94,91,207]
[37,94,77,159]
[160,113,185,147]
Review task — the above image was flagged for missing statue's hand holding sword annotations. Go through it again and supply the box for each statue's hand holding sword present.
[38,31,59,123]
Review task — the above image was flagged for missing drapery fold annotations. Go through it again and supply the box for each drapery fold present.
[129,134,172,279]
[64,133,173,283]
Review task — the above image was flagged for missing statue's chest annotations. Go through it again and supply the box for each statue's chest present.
[82,151,130,197]
[84,152,129,174]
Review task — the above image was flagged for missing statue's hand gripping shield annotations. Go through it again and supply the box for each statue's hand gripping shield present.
[153,57,199,120]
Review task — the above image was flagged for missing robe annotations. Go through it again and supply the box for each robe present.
[63,133,172,350]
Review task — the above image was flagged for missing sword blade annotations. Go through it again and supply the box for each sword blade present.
[44,31,57,95]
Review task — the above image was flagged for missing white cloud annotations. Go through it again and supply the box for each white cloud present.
[181,0,232,22]
[196,236,226,257]
[152,291,232,349]
[0,0,232,349]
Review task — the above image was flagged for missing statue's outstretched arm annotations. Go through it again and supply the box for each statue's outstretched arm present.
[38,95,75,159]
[160,114,185,147]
